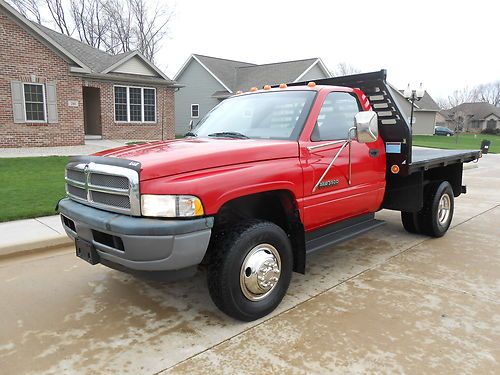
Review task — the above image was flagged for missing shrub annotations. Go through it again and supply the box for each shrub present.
[481,128,500,135]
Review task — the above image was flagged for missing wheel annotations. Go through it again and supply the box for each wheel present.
[401,211,421,234]
[446,133,451,136]
[419,181,454,237]
[207,220,293,321]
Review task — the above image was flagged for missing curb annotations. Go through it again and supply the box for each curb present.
[0,236,73,260]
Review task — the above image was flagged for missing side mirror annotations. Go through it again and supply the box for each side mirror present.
[188,120,194,130]
[354,111,378,143]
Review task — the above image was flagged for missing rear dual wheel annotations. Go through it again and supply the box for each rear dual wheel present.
[401,181,454,238]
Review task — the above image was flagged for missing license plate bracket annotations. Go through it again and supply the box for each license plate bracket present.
[75,238,100,265]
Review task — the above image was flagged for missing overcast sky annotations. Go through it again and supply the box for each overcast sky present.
[159,0,499,99]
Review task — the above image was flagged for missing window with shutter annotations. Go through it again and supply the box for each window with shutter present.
[23,83,46,122]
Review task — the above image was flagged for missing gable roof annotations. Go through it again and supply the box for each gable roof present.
[440,102,500,120]
[174,54,330,93]
[0,0,175,84]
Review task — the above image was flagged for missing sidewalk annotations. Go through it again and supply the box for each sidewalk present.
[0,215,71,258]
[0,139,141,158]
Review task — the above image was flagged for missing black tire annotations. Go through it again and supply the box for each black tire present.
[419,181,454,237]
[207,220,293,321]
[401,211,421,234]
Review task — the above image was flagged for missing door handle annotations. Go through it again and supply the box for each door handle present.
[369,149,380,158]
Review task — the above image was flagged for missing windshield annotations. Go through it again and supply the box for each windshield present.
[192,91,316,140]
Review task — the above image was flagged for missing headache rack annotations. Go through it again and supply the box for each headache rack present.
[290,69,413,176]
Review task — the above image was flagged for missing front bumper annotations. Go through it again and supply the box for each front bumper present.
[58,198,214,271]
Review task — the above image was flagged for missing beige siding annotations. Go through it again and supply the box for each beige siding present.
[112,56,158,77]
[299,63,329,82]
[175,59,228,135]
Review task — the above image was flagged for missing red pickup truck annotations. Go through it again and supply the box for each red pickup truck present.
[58,70,480,321]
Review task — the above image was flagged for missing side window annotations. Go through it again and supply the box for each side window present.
[191,104,199,118]
[311,92,361,141]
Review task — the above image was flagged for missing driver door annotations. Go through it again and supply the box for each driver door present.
[300,91,385,231]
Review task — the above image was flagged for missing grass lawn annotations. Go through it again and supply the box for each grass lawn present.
[0,156,68,222]
[413,134,500,154]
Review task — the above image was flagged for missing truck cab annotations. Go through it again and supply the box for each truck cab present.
[59,70,480,321]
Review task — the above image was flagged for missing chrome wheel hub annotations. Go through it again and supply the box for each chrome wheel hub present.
[240,244,281,301]
[438,193,451,225]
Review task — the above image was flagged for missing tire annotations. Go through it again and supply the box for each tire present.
[401,211,421,234]
[207,220,293,321]
[419,181,454,237]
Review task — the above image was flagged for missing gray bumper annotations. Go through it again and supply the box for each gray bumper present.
[58,198,214,271]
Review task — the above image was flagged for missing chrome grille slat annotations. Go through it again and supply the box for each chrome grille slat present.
[90,173,129,190]
[65,162,140,215]
[66,169,85,183]
[67,184,87,200]
[91,191,131,209]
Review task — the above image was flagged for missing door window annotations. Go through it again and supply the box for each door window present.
[312,92,361,141]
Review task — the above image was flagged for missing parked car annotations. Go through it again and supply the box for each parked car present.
[435,126,454,136]
[58,70,480,321]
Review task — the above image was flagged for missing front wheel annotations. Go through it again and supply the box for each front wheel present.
[207,220,293,321]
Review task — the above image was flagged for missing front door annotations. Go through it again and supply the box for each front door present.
[83,87,102,136]
[300,91,386,231]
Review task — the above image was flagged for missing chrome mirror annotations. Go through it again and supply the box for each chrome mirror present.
[354,111,378,143]
[188,120,194,130]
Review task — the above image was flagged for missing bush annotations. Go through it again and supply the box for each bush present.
[481,128,500,135]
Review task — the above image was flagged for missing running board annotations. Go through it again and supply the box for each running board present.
[305,214,386,255]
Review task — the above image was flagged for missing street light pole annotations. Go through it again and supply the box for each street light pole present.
[403,83,425,137]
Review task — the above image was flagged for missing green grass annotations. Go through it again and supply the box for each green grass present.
[413,134,500,154]
[0,156,68,222]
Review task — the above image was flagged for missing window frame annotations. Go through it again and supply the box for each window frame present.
[191,103,200,119]
[23,83,47,123]
[311,91,362,142]
[113,85,157,123]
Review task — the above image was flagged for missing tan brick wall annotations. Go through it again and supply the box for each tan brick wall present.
[84,80,175,141]
[0,10,84,147]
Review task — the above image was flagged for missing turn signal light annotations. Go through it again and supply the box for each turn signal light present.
[279,83,287,89]
[307,81,316,88]
[250,87,258,92]
[391,165,400,174]
[263,85,271,90]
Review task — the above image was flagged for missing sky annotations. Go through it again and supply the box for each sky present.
[158,0,500,99]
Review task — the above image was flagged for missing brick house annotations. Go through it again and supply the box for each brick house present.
[0,0,178,148]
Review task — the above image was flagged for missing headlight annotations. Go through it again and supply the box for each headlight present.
[141,195,204,217]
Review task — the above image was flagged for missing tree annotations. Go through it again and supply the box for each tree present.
[331,62,361,77]
[473,81,500,107]
[8,0,173,62]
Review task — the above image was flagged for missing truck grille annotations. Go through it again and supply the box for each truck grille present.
[65,162,140,215]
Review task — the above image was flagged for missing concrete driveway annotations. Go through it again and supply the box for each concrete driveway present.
[0,154,499,374]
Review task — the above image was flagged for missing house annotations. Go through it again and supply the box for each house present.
[386,84,440,135]
[0,0,178,148]
[173,54,330,135]
[438,103,500,133]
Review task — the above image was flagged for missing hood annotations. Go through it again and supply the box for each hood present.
[94,138,299,180]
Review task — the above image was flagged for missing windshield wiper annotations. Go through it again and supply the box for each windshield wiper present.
[208,131,249,139]
[185,131,197,137]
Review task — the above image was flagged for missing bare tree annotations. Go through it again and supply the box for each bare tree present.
[331,62,361,77]
[7,0,173,61]
[473,81,500,107]
[70,0,110,49]
[435,97,450,110]
[8,0,42,23]
[446,86,475,108]
[128,0,172,62]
